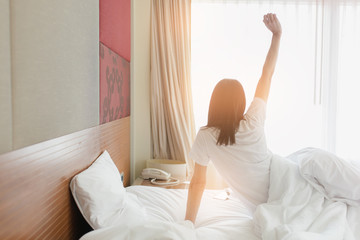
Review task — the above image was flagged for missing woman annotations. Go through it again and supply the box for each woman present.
[185,13,282,223]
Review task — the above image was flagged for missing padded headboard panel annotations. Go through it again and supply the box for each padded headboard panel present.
[0,117,130,239]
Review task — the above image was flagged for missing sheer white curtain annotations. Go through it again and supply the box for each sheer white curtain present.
[192,0,360,160]
[192,0,323,157]
[151,0,196,175]
[336,1,360,161]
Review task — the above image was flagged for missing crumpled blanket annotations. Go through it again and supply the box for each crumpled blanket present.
[254,149,360,240]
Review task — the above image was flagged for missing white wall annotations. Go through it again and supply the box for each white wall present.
[9,0,99,150]
[130,0,152,183]
[0,0,12,154]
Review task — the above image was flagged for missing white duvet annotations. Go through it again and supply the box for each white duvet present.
[254,149,360,240]
[81,148,360,240]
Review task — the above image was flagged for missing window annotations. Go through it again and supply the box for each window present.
[336,3,360,160]
[191,0,360,160]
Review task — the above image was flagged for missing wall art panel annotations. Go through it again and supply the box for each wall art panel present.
[100,42,130,124]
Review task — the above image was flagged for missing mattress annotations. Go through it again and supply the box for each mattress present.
[81,186,259,240]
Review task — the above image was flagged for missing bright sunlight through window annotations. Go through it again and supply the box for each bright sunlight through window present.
[191,1,360,159]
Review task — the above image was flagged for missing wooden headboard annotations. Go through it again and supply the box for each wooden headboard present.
[0,117,130,239]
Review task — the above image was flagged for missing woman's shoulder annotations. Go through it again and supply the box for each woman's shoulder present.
[242,97,267,126]
[199,126,208,131]
[198,126,219,139]
[199,126,218,132]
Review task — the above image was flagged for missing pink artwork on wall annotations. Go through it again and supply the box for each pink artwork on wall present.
[100,42,130,124]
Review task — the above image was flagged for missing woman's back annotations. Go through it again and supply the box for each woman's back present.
[190,97,272,210]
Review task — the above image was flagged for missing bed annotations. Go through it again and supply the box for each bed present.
[71,148,360,240]
[79,187,257,240]
[69,149,258,239]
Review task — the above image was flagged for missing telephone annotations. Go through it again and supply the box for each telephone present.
[140,168,179,186]
[141,168,171,180]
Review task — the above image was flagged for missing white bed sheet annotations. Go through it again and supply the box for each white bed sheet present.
[80,149,360,240]
[81,187,259,240]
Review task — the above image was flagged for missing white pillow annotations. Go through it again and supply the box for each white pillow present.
[70,150,131,229]
[290,148,360,206]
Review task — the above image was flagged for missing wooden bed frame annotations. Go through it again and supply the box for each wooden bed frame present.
[0,117,130,239]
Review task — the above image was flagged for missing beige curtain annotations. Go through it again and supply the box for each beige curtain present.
[150,0,196,176]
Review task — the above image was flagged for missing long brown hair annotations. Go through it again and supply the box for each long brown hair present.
[206,79,246,146]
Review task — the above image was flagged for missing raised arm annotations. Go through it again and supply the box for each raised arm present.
[255,13,282,102]
[185,163,207,223]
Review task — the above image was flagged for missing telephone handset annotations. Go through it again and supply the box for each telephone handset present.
[141,168,171,180]
[141,168,179,186]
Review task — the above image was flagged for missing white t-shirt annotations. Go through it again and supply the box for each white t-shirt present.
[189,97,272,211]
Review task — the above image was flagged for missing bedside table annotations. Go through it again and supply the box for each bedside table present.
[132,177,190,189]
